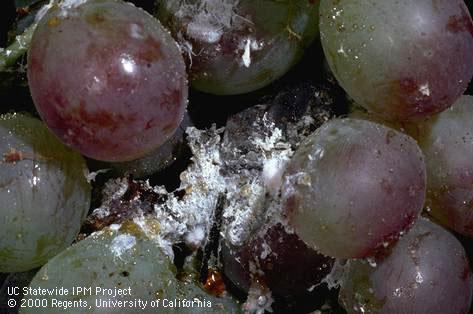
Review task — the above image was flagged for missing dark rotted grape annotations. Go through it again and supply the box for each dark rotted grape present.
[222,223,334,297]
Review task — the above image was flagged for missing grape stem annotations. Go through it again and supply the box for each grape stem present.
[0,24,36,71]
[0,0,58,72]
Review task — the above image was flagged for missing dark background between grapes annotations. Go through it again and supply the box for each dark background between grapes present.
[1,1,473,313]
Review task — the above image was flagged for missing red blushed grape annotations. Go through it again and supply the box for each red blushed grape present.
[222,223,334,297]
[27,0,187,162]
[408,95,473,237]
[282,118,426,259]
[156,0,319,95]
[340,218,473,314]
[320,0,473,121]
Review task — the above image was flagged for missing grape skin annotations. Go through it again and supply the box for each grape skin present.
[0,113,90,273]
[408,95,473,236]
[110,113,191,178]
[282,118,426,258]
[156,0,319,95]
[340,218,473,314]
[22,221,242,314]
[7,1,468,312]
[222,223,334,297]
[27,0,188,162]
[320,0,473,121]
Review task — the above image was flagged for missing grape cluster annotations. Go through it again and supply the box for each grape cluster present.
[0,0,472,313]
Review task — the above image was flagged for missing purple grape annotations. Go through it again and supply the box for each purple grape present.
[27,0,188,161]
[320,0,473,121]
[222,223,334,297]
[340,218,473,314]
[282,118,426,258]
[408,95,473,236]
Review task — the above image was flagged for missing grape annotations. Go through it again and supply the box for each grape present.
[22,220,242,314]
[110,113,191,178]
[282,118,426,258]
[0,113,90,273]
[222,223,334,297]
[27,0,188,162]
[319,0,473,121]
[339,218,473,314]
[156,0,319,95]
[408,95,473,236]
[22,221,177,314]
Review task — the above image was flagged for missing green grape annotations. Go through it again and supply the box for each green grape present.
[22,220,241,313]
[0,113,91,272]
[156,0,319,95]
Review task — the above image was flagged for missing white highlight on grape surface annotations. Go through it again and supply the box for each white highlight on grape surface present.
[393,287,402,297]
[366,257,377,268]
[313,147,325,160]
[337,45,348,57]
[242,39,252,67]
[110,234,136,258]
[415,271,424,284]
[130,23,145,40]
[419,83,431,96]
[120,54,137,74]
[86,75,106,94]
[28,176,40,187]
[241,38,263,68]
